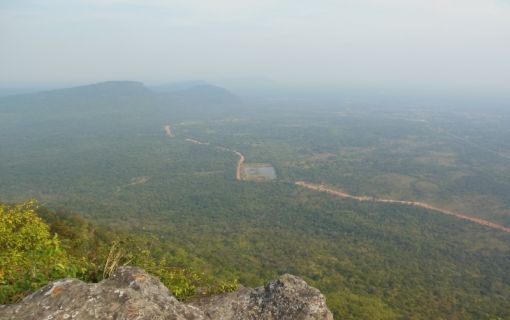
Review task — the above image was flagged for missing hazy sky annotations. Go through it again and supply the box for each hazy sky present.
[1,0,510,94]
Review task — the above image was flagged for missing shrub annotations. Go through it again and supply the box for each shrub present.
[0,201,79,303]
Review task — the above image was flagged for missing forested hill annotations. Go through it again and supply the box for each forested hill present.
[0,80,241,123]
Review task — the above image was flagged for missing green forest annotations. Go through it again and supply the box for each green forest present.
[1,83,509,319]
[0,201,238,304]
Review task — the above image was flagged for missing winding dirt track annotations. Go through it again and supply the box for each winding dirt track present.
[233,151,245,181]
[185,138,209,145]
[164,125,175,138]
[181,135,244,180]
[165,128,508,233]
[295,181,510,233]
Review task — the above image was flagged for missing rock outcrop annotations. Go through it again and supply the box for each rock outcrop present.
[0,267,333,320]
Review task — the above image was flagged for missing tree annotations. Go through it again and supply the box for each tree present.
[0,200,75,303]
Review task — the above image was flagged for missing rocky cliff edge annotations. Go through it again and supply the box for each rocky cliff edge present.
[0,266,333,320]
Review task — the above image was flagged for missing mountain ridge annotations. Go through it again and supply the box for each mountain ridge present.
[0,80,241,121]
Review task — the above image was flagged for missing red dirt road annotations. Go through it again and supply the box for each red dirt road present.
[296,181,510,233]
[164,125,175,138]
[182,137,244,180]
[233,151,245,181]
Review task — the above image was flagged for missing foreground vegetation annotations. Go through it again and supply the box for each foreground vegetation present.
[0,201,237,304]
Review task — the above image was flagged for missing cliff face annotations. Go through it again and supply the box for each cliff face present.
[0,267,333,320]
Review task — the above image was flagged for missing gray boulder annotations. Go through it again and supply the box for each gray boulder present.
[0,267,333,320]
[191,274,334,320]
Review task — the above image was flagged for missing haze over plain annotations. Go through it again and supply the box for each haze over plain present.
[1,0,510,97]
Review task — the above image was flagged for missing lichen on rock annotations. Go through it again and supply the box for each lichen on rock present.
[0,267,333,320]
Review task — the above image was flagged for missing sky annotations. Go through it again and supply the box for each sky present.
[1,0,510,95]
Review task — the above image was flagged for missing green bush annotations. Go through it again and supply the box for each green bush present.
[0,201,81,303]
[1,201,238,304]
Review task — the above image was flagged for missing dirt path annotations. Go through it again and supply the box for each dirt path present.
[164,125,175,138]
[213,146,245,180]
[182,137,244,180]
[295,181,510,233]
[233,151,245,181]
[185,138,209,145]
[165,128,509,233]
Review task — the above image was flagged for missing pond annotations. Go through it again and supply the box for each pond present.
[242,163,277,181]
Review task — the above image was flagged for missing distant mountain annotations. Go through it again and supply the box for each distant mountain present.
[0,80,239,111]
[150,81,241,107]
[50,81,151,97]
[0,81,152,114]
[150,84,242,121]
[161,84,241,106]
[149,80,210,93]
[0,80,242,128]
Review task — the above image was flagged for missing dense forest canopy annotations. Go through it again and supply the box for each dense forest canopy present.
[1,82,509,319]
